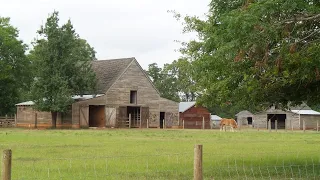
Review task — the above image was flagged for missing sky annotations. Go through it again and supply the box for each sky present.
[1,0,209,69]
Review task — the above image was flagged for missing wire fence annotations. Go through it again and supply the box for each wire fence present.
[2,147,320,180]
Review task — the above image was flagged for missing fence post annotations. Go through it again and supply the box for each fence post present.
[129,114,131,129]
[268,120,271,132]
[317,120,319,132]
[303,119,305,133]
[183,120,185,129]
[34,112,38,129]
[257,123,259,131]
[140,117,142,128]
[202,117,205,130]
[14,114,17,127]
[147,119,149,129]
[275,120,278,132]
[285,119,287,132]
[194,144,203,180]
[163,120,165,129]
[291,119,293,131]
[2,149,12,180]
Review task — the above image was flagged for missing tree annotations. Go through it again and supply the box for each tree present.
[177,0,320,113]
[0,17,30,115]
[30,11,96,128]
[146,63,180,102]
[164,58,198,102]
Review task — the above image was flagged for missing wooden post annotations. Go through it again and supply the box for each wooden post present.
[147,119,149,129]
[194,145,203,180]
[268,120,271,132]
[285,119,287,132]
[139,117,142,128]
[14,114,17,127]
[129,114,131,129]
[291,119,293,131]
[257,123,259,131]
[34,112,38,129]
[317,120,319,132]
[202,117,205,130]
[183,120,185,129]
[163,120,165,129]
[303,119,305,133]
[2,149,12,180]
[275,120,278,132]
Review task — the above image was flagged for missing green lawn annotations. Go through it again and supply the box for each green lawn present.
[0,128,320,179]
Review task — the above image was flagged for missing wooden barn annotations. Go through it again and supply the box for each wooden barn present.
[235,110,254,127]
[253,105,320,130]
[15,57,179,129]
[179,102,211,129]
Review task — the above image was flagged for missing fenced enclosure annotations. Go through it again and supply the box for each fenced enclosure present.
[1,129,320,179]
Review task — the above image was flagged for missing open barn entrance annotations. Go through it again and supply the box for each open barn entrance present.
[128,106,141,128]
[247,117,253,125]
[89,105,105,127]
[160,112,165,129]
[267,114,286,129]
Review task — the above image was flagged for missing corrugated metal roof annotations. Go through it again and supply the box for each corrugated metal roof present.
[291,110,320,115]
[211,115,222,120]
[15,94,104,106]
[15,101,35,106]
[179,102,196,112]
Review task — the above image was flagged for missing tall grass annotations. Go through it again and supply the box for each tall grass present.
[0,128,319,179]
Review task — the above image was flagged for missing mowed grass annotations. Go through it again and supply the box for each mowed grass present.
[0,128,320,179]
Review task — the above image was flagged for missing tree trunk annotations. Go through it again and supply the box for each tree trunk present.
[51,111,57,128]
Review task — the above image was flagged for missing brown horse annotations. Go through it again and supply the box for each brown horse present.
[220,118,238,132]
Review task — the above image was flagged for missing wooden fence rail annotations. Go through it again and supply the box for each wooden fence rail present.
[0,116,15,128]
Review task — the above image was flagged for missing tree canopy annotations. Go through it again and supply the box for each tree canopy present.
[178,0,320,113]
[0,17,30,115]
[30,11,96,127]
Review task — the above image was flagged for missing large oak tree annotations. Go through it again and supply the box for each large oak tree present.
[30,11,96,128]
[178,0,320,113]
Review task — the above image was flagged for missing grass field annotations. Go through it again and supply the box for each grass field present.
[0,128,320,179]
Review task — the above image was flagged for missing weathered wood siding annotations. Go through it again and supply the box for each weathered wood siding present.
[106,61,160,127]
[300,115,320,130]
[159,98,179,127]
[179,106,211,129]
[16,106,72,128]
[253,109,300,129]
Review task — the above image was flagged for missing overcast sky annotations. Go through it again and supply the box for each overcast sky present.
[1,0,209,69]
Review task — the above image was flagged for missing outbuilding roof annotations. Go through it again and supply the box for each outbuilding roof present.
[179,101,196,113]
[290,110,320,115]
[211,115,222,120]
[15,94,104,106]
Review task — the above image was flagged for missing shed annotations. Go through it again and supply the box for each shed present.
[211,115,222,129]
[179,102,211,129]
[235,110,254,127]
[253,105,320,130]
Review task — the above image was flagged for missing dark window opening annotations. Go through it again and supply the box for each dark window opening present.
[130,90,137,104]
[267,114,286,129]
[247,117,253,125]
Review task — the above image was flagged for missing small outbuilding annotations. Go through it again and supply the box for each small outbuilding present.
[211,115,222,129]
[235,110,254,127]
[179,102,211,129]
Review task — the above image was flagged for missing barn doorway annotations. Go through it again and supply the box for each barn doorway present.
[128,106,141,127]
[160,112,165,129]
[247,117,253,125]
[267,114,286,129]
[89,105,105,127]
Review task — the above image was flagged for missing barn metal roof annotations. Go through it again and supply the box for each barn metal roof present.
[211,115,222,121]
[290,110,320,115]
[179,101,196,113]
[15,94,104,106]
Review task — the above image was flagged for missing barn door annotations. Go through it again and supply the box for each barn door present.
[141,107,149,128]
[79,106,89,127]
[165,112,173,128]
[118,106,127,127]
